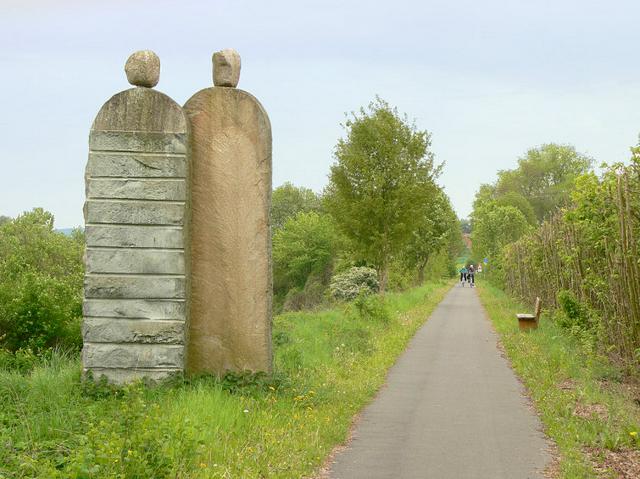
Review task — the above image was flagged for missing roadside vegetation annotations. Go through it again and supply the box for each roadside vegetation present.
[478,283,640,478]
[1,279,452,478]
[470,140,640,477]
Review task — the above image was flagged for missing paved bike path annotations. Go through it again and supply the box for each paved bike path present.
[329,285,550,479]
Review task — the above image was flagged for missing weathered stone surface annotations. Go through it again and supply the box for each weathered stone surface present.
[86,178,186,201]
[82,52,190,384]
[86,368,181,385]
[90,131,187,154]
[84,299,185,320]
[125,50,160,88]
[83,343,183,369]
[86,153,187,178]
[213,49,241,87]
[86,249,184,275]
[83,318,184,344]
[85,225,184,249]
[84,275,185,299]
[84,200,185,225]
[184,54,272,374]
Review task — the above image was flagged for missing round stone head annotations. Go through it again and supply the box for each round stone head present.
[213,49,241,87]
[125,50,160,88]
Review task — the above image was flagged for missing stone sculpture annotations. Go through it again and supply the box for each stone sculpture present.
[184,49,273,374]
[82,51,190,383]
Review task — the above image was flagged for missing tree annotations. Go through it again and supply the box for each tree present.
[0,208,84,352]
[271,182,322,231]
[0,216,10,226]
[402,190,458,283]
[495,144,593,221]
[471,203,530,265]
[272,211,338,294]
[495,191,537,226]
[324,98,441,292]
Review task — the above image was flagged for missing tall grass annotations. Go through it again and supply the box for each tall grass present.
[1,279,452,479]
[478,283,640,478]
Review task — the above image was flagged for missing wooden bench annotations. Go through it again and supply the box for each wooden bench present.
[517,297,541,331]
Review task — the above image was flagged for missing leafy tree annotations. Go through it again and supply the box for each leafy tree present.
[0,216,10,226]
[402,190,458,283]
[0,208,84,352]
[495,191,537,226]
[495,144,593,221]
[271,182,322,231]
[471,203,530,266]
[324,97,441,292]
[272,211,338,294]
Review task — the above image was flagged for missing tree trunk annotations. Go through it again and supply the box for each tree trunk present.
[417,261,427,285]
[378,263,389,294]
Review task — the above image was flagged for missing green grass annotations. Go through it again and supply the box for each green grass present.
[477,282,640,478]
[0,279,453,479]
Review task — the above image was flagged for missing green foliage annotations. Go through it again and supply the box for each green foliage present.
[471,203,530,268]
[324,97,442,291]
[0,209,84,353]
[556,290,590,330]
[281,272,328,312]
[271,182,322,231]
[501,154,640,366]
[0,215,11,226]
[478,283,640,478]
[495,143,593,222]
[329,266,379,301]
[495,191,537,226]
[353,293,390,324]
[1,280,453,478]
[402,190,460,284]
[273,211,339,309]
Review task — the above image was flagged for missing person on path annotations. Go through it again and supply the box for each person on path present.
[459,266,468,286]
[467,264,475,287]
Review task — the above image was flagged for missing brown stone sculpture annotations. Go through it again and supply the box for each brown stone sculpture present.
[184,49,273,374]
[82,50,190,384]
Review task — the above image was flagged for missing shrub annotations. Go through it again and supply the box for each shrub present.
[556,290,590,331]
[353,293,390,324]
[0,209,84,354]
[273,211,338,296]
[329,266,379,301]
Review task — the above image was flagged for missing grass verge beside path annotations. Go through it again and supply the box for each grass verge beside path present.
[477,283,640,478]
[0,279,452,479]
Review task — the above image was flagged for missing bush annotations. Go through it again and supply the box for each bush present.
[273,211,338,296]
[353,293,390,324]
[282,274,327,312]
[329,266,379,301]
[0,209,84,354]
[556,290,590,331]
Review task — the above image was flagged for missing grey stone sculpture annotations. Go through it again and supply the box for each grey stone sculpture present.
[82,50,190,384]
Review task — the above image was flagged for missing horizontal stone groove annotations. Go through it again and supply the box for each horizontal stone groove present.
[89,151,185,158]
[83,316,185,322]
[83,342,184,348]
[85,223,185,227]
[89,131,187,154]
[85,272,185,277]
[85,273,185,278]
[83,298,185,320]
[86,177,185,181]
[87,245,183,251]
[86,198,185,205]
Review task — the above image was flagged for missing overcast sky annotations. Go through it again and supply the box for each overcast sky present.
[2,0,640,227]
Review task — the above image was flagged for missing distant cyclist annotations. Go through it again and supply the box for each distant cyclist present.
[467,264,475,287]
[459,266,468,286]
